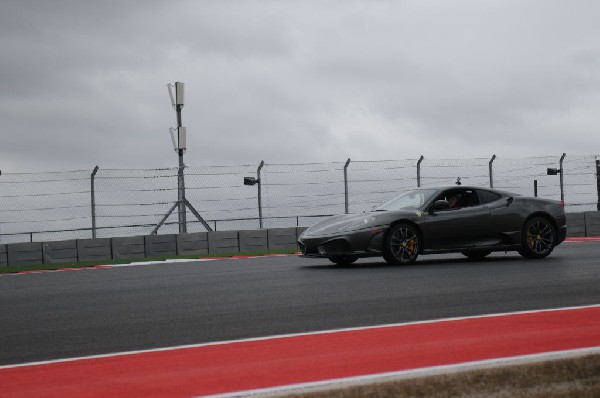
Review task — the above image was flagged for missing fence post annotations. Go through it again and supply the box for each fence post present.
[177,153,187,234]
[596,159,600,211]
[489,154,496,188]
[344,158,351,214]
[257,161,265,228]
[91,166,99,238]
[417,155,424,187]
[559,153,566,203]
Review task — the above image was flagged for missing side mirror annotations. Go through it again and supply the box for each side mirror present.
[506,197,514,207]
[430,199,450,212]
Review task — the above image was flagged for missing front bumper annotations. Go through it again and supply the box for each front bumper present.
[298,228,386,258]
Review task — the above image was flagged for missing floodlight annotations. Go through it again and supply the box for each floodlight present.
[244,177,259,186]
[175,82,184,106]
[167,84,176,108]
[547,168,561,175]
[169,128,177,152]
[178,126,186,150]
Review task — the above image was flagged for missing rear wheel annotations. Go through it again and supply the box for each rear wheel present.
[328,256,358,266]
[518,217,556,259]
[461,250,492,260]
[383,223,420,265]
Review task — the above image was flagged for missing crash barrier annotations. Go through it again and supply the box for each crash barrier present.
[1,212,599,267]
[565,212,600,237]
[1,227,307,267]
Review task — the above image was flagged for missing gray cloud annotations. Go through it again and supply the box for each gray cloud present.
[1,0,599,172]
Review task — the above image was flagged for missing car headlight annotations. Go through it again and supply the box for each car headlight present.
[339,216,377,231]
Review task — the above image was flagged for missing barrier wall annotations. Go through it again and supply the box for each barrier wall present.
[0,244,7,266]
[77,238,112,262]
[43,240,78,264]
[2,227,307,267]
[1,211,598,267]
[586,212,600,236]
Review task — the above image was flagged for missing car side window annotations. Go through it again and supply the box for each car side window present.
[437,189,479,210]
[477,190,502,205]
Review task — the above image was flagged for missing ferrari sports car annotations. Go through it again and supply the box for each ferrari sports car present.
[298,186,567,265]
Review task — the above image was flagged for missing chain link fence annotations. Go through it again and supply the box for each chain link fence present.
[1,155,598,243]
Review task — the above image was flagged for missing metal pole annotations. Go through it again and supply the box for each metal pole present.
[177,104,187,234]
[417,155,424,187]
[596,159,600,211]
[559,153,566,203]
[91,166,99,238]
[257,161,265,228]
[344,158,351,214]
[489,154,496,188]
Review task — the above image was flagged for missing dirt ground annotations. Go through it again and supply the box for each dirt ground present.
[277,353,600,398]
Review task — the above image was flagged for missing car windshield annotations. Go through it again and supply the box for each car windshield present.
[373,189,438,211]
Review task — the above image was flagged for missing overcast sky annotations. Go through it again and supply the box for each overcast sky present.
[1,0,599,172]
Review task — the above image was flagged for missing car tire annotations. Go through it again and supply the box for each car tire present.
[518,217,556,259]
[461,250,492,260]
[383,223,420,265]
[328,256,358,266]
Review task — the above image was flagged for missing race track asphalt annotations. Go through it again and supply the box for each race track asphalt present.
[1,242,599,366]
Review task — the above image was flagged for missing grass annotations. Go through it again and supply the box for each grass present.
[282,354,600,398]
[0,249,299,274]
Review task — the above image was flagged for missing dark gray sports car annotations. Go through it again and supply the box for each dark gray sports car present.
[298,186,567,265]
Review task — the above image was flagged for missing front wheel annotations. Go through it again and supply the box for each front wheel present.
[383,223,420,265]
[518,217,556,259]
[328,256,358,266]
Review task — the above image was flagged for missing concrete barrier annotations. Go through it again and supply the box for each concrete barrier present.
[43,240,78,264]
[111,236,146,260]
[296,227,308,239]
[145,234,177,258]
[208,231,239,254]
[0,244,7,266]
[566,213,586,237]
[268,227,298,251]
[7,242,43,266]
[77,238,112,262]
[177,232,209,255]
[585,211,600,236]
[239,229,268,253]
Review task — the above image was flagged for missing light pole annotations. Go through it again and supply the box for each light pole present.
[244,161,265,228]
[547,153,566,204]
[152,82,212,235]
[168,82,187,233]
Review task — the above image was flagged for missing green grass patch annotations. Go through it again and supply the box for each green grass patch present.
[0,249,299,274]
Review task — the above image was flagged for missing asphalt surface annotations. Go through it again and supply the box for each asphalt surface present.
[1,242,599,366]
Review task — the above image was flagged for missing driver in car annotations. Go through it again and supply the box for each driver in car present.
[448,194,460,209]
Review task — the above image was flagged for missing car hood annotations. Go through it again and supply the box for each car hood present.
[302,211,398,236]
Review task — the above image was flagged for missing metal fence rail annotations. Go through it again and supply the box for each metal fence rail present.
[1,155,599,243]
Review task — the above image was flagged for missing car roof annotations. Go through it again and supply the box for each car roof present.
[414,186,515,196]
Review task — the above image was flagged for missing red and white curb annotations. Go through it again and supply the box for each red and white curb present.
[0,253,299,276]
[1,305,599,397]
